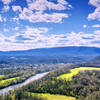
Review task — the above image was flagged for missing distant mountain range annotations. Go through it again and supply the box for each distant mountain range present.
[0,46,100,57]
[0,46,100,66]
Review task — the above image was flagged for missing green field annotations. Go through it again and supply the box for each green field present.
[58,67,100,81]
[0,77,19,83]
[31,93,76,100]
[0,75,4,78]
[0,77,19,87]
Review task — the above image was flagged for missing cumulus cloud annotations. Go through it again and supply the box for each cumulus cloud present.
[0,15,6,22]
[3,28,9,32]
[12,17,20,24]
[2,5,10,12]
[13,27,19,31]
[22,26,48,38]
[83,25,87,28]
[94,30,100,34]
[0,0,13,12]
[12,6,22,12]
[0,0,13,5]
[89,0,100,7]
[26,0,72,12]
[1,0,100,51]
[0,26,100,51]
[19,8,68,23]
[16,0,71,23]
[92,24,100,28]
[88,0,100,21]
[0,15,3,22]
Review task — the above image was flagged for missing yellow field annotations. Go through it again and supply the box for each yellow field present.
[31,93,76,100]
[0,77,19,87]
[58,67,100,81]
[0,75,4,78]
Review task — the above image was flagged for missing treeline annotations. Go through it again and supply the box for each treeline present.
[22,67,100,99]
[1,64,100,99]
[0,63,70,89]
[0,91,47,100]
[23,68,75,97]
[0,55,86,68]
[72,70,100,97]
[79,91,100,100]
[0,67,36,89]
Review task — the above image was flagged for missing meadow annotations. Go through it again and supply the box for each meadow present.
[0,67,36,89]
[0,75,4,78]
[30,93,76,100]
[58,67,100,81]
[0,77,19,88]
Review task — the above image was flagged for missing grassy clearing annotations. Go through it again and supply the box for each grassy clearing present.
[0,77,19,87]
[30,93,76,100]
[0,77,19,83]
[0,75,4,78]
[58,67,100,81]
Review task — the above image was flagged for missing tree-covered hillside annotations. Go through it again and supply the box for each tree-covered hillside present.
[1,65,100,100]
[21,66,100,100]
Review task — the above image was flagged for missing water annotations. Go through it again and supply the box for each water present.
[0,72,48,95]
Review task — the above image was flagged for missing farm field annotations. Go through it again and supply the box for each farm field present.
[0,77,19,84]
[0,75,4,78]
[0,67,36,89]
[0,77,19,88]
[31,93,76,100]
[58,67,100,81]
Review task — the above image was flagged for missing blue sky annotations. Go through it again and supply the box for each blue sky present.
[0,0,100,51]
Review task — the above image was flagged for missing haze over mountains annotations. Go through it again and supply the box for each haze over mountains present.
[86,56,100,65]
[0,46,100,66]
[0,46,100,57]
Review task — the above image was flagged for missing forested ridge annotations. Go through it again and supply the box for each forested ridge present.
[22,66,100,100]
[1,60,100,100]
[1,64,100,100]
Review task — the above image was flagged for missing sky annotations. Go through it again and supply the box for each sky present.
[0,0,100,51]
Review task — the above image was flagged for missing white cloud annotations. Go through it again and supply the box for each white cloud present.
[12,17,20,24]
[3,28,9,32]
[83,25,87,28]
[12,6,22,12]
[16,0,71,23]
[88,7,100,21]
[89,0,100,7]
[0,15,7,22]
[19,8,68,23]
[1,0,100,51]
[22,26,48,39]
[1,25,100,51]
[94,30,100,34]
[0,15,3,22]
[0,0,13,12]
[2,5,10,12]
[0,0,13,5]
[0,34,5,41]
[88,0,100,21]
[3,17,7,22]
[92,24,100,28]
[0,27,100,51]
[12,17,19,21]
[26,0,71,12]
[12,27,19,31]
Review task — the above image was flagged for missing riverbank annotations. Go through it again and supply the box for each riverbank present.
[0,72,48,95]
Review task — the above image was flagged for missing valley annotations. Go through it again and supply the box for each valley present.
[1,64,100,100]
[0,47,100,100]
[0,0,99,99]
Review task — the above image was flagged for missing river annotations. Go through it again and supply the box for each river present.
[0,72,48,95]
